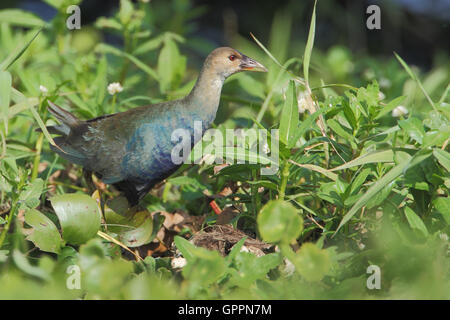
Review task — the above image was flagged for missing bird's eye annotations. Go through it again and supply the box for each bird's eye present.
[228,55,236,61]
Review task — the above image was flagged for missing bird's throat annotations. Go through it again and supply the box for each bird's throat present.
[186,67,225,127]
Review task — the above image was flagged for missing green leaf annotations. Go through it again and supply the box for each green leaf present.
[327,118,354,141]
[398,117,425,144]
[12,249,49,281]
[404,207,428,237]
[433,149,450,172]
[118,0,134,25]
[279,81,299,147]
[375,95,406,119]
[0,10,46,28]
[394,52,437,112]
[0,70,12,131]
[50,194,102,245]
[433,197,450,224]
[295,243,330,282]
[303,0,317,84]
[96,43,158,81]
[331,150,394,171]
[257,200,303,243]
[117,211,154,248]
[174,236,197,262]
[24,209,63,253]
[336,159,410,233]
[0,28,41,71]
[157,37,186,93]
[290,109,321,144]
[18,178,44,210]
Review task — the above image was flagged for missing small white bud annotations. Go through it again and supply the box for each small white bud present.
[378,91,385,100]
[392,105,408,117]
[297,91,307,114]
[171,257,187,269]
[107,82,123,95]
[39,85,48,94]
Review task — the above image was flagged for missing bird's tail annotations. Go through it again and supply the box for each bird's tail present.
[45,101,86,165]
[42,100,82,138]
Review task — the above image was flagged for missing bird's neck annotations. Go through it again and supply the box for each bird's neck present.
[185,65,225,127]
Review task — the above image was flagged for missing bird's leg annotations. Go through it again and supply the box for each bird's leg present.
[83,169,96,195]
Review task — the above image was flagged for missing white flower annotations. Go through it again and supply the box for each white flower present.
[107,82,123,95]
[379,77,391,88]
[378,91,385,100]
[171,257,187,269]
[39,85,48,94]
[297,91,307,114]
[392,105,408,117]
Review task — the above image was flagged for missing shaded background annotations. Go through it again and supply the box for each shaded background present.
[1,0,449,70]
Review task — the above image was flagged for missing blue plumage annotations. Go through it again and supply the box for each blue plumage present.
[46,47,267,205]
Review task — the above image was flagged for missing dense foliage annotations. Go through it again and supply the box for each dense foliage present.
[0,0,449,299]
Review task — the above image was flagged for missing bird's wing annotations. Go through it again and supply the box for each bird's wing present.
[46,101,133,183]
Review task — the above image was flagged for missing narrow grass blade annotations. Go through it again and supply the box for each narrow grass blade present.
[0,70,12,132]
[280,80,299,147]
[394,52,438,114]
[335,160,410,234]
[0,28,41,71]
[330,150,394,171]
[289,159,338,181]
[303,0,317,84]
[250,32,305,85]
[96,43,159,81]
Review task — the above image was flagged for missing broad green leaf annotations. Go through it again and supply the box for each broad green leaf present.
[290,109,321,144]
[336,158,410,233]
[12,249,49,281]
[303,0,317,84]
[375,95,406,119]
[18,178,44,209]
[349,168,371,195]
[118,0,134,25]
[295,243,330,282]
[404,207,428,237]
[279,80,299,147]
[257,200,303,243]
[117,211,154,248]
[50,194,102,245]
[433,197,450,224]
[398,117,425,144]
[24,209,63,253]
[0,70,11,131]
[433,149,450,172]
[226,237,247,263]
[327,118,354,141]
[0,28,41,71]
[229,252,282,288]
[157,37,186,93]
[331,150,394,171]
[174,236,197,262]
[0,10,46,28]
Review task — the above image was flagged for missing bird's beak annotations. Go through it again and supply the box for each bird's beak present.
[240,55,268,72]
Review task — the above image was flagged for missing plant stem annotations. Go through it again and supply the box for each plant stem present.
[31,133,44,181]
[0,197,18,249]
[279,160,290,200]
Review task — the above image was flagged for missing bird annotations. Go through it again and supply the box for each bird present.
[46,47,267,206]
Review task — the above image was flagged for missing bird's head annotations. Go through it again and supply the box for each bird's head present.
[205,47,268,79]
